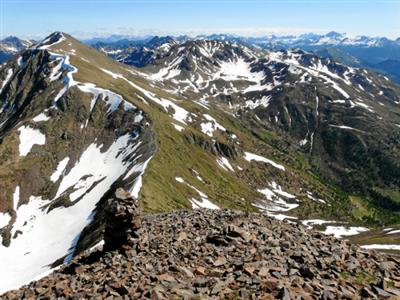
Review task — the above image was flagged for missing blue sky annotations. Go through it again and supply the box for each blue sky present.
[1,0,399,39]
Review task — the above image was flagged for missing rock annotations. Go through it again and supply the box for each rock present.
[239,289,249,298]
[280,241,291,250]
[244,266,255,275]
[258,266,269,277]
[262,279,280,292]
[172,288,194,298]
[158,273,175,282]
[194,266,207,276]
[177,231,188,241]
[177,266,194,278]
[214,256,227,267]
[193,278,209,288]
[300,267,314,280]
[278,287,291,300]
[386,288,400,296]
[211,280,225,295]
[206,234,229,246]
[360,287,376,298]
[151,286,165,300]
[372,286,393,297]
[339,286,354,298]
[115,188,132,200]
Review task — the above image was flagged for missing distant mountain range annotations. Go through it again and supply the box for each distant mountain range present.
[2,32,400,83]
[87,31,400,83]
[0,36,33,64]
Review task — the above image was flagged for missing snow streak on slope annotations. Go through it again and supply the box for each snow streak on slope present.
[254,181,299,221]
[216,157,234,172]
[244,152,285,171]
[100,67,193,125]
[50,157,70,182]
[175,177,219,209]
[0,68,13,95]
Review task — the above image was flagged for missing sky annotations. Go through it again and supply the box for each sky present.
[0,0,399,40]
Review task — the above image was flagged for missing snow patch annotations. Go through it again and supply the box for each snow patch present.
[50,157,70,182]
[125,156,153,199]
[18,126,46,156]
[172,123,185,132]
[361,244,400,250]
[244,151,285,171]
[254,181,299,221]
[175,177,219,209]
[32,113,50,122]
[329,124,365,133]
[244,95,271,109]
[306,191,327,204]
[215,58,264,83]
[123,78,192,125]
[323,226,368,238]
[78,83,135,114]
[301,219,334,229]
[200,114,226,137]
[37,33,66,50]
[0,212,11,229]
[216,157,234,172]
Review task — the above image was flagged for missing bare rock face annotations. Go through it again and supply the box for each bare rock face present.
[2,208,400,299]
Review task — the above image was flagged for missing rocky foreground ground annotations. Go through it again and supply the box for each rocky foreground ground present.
[2,190,400,299]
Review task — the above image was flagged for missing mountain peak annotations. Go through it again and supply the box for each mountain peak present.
[34,31,67,49]
[146,35,176,47]
[325,31,344,38]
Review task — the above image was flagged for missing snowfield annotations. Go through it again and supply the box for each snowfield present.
[0,134,150,294]
[18,126,46,156]
[214,58,264,83]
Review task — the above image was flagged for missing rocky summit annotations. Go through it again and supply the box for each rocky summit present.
[2,190,400,299]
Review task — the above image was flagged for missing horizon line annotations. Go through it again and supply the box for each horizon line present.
[1,29,399,41]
